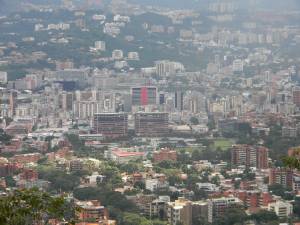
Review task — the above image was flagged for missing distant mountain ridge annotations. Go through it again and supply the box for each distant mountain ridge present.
[128,0,300,11]
[0,0,62,15]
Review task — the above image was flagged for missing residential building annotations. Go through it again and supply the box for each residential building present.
[75,200,115,224]
[208,197,242,223]
[231,145,269,169]
[112,49,123,60]
[146,178,169,192]
[268,200,293,218]
[0,71,7,83]
[95,41,106,51]
[167,198,208,225]
[150,196,170,219]
[70,159,83,172]
[269,168,293,188]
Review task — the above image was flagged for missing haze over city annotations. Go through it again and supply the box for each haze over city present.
[1,1,300,225]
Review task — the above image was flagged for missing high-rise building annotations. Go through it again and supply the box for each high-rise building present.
[93,113,128,138]
[232,59,244,72]
[135,112,169,137]
[95,41,106,51]
[9,91,17,117]
[73,101,102,119]
[269,168,293,188]
[208,197,242,223]
[175,91,184,111]
[131,87,157,106]
[61,92,73,111]
[155,60,185,77]
[159,92,166,105]
[231,145,269,169]
[256,147,269,169]
[293,88,300,107]
[0,71,8,84]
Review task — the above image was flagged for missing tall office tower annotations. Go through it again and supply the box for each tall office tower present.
[292,88,300,107]
[9,91,17,117]
[159,92,166,105]
[256,147,269,169]
[131,87,157,106]
[175,91,184,111]
[93,113,128,138]
[135,112,169,137]
[231,145,269,169]
[61,92,74,111]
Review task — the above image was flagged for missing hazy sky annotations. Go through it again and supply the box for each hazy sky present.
[1,0,300,13]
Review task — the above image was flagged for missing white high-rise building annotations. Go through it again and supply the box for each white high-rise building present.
[95,41,106,51]
[0,71,8,83]
[112,49,124,60]
[155,60,185,77]
[232,59,244,72]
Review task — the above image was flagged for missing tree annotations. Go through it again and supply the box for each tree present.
[242,168,256,181]
[5,176,16,187]
[0,189,67,225]
[0,128,12,144]
[65,133,84,151]
[211,175,220,186]
[38,168,80,192]
[73,187,138,216]
[249,210,278,224]
[157,160,176,169]
[122,213,152,225]
[213,208,247,225]
[134,181,145,190]
[175,221,184,225]
[268,184,293,200]
[283,148,300,170]
[190,117,199,125]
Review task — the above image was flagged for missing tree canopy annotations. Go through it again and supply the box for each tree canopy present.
[0,189,66,225]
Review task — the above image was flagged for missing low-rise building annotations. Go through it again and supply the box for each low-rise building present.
[110,150,145,164]
[268,200,293,218]
[153,148,177,163]
[167,198,208,225]
[75,200,116,224]
[208,197,242,223]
